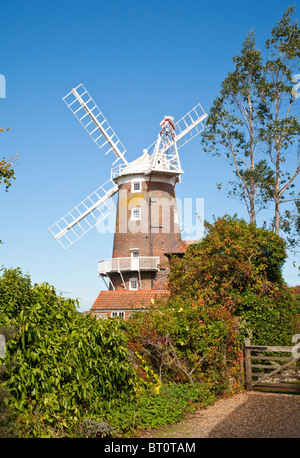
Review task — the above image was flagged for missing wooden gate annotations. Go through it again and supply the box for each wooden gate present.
[244,338,300,393]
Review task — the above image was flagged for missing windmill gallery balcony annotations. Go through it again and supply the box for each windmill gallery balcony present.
[98,256,160,276]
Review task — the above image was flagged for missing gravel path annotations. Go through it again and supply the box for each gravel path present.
[139,391,300,438]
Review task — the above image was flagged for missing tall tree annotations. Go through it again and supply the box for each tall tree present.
[202,6,300,247]
[202,32,274,225]
[259,5,300,244]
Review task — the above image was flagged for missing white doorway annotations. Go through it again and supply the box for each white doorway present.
[130,248,140,270]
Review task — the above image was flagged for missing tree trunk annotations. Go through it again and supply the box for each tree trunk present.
[249,197,256,225]
[274,198,280,235]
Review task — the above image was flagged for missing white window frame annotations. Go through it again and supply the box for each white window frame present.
[131,207,141,221]
[111,311,125,319]
[131,180,142,193]
[129,277,138,290]
[130,248,140,258]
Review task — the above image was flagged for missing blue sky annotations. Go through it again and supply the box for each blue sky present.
[1,0,299,311]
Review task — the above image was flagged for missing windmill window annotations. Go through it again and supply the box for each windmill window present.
[132,181,141,192]
[131,208,141,221]
[129,278,138,290]
[131,249,139,258]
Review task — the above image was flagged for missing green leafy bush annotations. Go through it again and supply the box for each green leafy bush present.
[127,298,243,395]
[0,268,136,437]
[168,215,287,306]
[0,326,19,438]
[0,268,34,324]
[291,287,300,314]
[167,215,298,345]
[235,290,298,345]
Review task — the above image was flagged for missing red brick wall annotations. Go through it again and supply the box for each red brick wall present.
[108,271,154,291]
[112,177,182,261]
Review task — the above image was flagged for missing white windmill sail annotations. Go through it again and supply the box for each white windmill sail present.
[49,83,129,248]
[63,83,128,165]
[175,103,207,148]
[49,179,118,249]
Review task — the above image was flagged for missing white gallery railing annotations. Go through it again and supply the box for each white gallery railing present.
[98,256,160,275]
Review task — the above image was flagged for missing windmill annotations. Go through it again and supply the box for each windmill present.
[49,84,207,316]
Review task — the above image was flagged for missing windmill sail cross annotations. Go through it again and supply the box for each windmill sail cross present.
[50,85,207,249]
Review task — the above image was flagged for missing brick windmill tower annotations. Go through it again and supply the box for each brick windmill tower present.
[49,84,207,318]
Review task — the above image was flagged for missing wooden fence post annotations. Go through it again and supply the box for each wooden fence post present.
[244,338,253,390]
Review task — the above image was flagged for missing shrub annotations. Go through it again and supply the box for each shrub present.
[0,268,34,324]
[127,298,243,394]
[93,382,217,436]
[168,215,287,307]
[291,287,300,313]
[0,269,136,437]
[236,290,299,345]
[0,326,19,438]
[79,419,116,438]
[167,215,298,345]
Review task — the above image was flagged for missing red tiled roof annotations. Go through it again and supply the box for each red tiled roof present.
[165,240,197,254]
[91,289,169,311]
[290,285,300,295]
[152,269,170,290]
